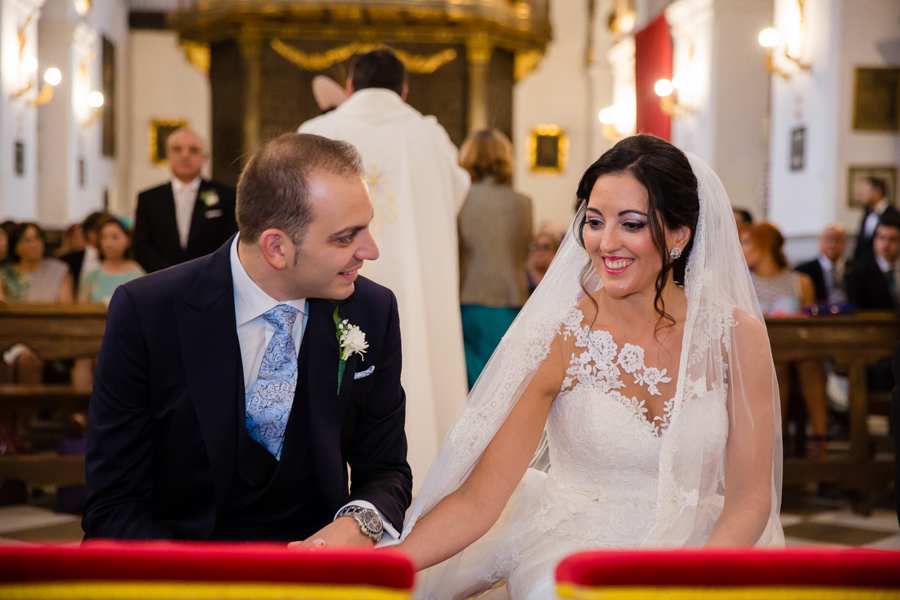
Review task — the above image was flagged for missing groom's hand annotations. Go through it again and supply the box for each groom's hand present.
[288,516,375,549]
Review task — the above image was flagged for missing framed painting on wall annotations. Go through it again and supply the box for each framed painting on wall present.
[852,67,900,131]
[790,127,805,171]
[847,165,897,208]
[149,119,189,165]
[527,125,569,174]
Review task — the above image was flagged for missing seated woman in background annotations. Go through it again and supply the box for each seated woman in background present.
[78,217,144,305]
[0,222,73,305]
[525,222,563,294]
[741,222,829,458]
[457,128,533,388]
[0,223,73,385]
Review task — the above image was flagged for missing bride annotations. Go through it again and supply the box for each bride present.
[396,135,784,599]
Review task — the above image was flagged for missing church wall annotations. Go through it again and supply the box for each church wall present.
[36,0,128,228]
[667,0,772,222]
[835,0,900,237]
[128,29,211,214]
[768,0,899,263]
[0,0,44,222]
[514,0,594,231]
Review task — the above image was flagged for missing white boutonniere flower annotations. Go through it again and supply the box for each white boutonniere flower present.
[333,308,368,394]
[200,189,220,207]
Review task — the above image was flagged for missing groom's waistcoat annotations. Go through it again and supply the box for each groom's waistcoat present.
[212,338,332,541]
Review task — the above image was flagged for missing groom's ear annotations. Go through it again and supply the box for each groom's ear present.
[259,228,289,270]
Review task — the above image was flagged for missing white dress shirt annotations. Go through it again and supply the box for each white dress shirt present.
[229,237,398,543]
[863,198,891,238]
[172,176,202,250]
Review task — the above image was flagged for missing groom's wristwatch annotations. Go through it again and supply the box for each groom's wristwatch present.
[336,506,384,543]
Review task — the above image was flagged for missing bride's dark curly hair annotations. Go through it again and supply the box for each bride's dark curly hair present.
[574,134,700,332]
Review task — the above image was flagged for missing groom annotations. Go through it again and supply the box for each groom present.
[83,133,412,545]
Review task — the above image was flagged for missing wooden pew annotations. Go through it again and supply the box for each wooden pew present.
[0,303,107,488]
[766,311,899,513]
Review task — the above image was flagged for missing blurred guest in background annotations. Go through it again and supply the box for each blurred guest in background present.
[74,217,144,387]
[60,211,110,294]
[854,176,899,264]
[733,207,753,226]
[525,222,563,294]
[133,128,237,273]
[741,222,828,457]
[847,214,900,311]
[0,223,73,384]
[78,218,144,305]
[56,222,86,257]
[0,223,73,304]
[457,129,532,388]
[796,223,849,304]
[0,226,9,265]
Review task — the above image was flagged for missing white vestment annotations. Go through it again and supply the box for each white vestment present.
[300,89,471,490]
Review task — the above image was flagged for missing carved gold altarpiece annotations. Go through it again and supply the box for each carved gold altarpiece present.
[166,1,552,185]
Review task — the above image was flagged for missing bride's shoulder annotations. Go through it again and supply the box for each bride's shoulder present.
[725,307,770,352]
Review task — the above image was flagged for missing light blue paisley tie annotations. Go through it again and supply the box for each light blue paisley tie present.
[245,304,300,460]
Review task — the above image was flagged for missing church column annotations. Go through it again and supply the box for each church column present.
[238,26,263,155]
[466,34,492,133]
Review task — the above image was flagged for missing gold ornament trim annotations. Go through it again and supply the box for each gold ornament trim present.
[270,39,457,74]
[181,41,210,74]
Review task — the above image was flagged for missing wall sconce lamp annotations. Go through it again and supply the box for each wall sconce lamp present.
[80,91,105,127]
[599,106,626,142]
[654,78,694,118]
[759,28,810,79]
[27,68,61,106]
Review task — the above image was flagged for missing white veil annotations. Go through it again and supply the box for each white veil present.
[400,149,783,594]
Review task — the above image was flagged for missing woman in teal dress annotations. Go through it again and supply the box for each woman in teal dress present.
[77,217,144,305]
[457,129,533,388]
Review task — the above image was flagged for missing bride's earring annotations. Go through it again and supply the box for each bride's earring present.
[592,271,602,282]
[669,247,682,260]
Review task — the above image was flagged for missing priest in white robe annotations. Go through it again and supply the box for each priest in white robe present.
[299,50,471,490]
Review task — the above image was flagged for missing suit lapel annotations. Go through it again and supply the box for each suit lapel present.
[174,237,239,517]
[305,299,357,509]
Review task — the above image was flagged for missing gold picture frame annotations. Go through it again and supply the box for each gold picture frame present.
[149,118,189,165]
[527,125,569,174]
[847,165,897,208]
[852,67,900,131]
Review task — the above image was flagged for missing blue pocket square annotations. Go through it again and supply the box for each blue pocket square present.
[354,366,375,380]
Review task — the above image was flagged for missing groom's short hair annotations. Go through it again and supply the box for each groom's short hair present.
[237,132,363,245]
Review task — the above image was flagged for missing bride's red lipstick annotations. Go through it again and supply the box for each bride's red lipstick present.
[602,256,634,274]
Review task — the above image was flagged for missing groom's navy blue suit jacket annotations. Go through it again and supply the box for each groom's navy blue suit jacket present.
[83,236,412,540]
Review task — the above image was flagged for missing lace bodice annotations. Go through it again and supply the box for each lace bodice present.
[492,305,730,597]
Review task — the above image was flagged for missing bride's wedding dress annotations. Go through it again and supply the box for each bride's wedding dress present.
[402,149,783,600]
[477,304,728,598]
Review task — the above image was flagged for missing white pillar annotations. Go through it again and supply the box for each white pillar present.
[0,0,46,221]
[38,0,104,228]
[666,0,774,222]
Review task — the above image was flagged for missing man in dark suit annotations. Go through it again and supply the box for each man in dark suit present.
[796,223,849,304]
[84,133,412,546]
[847,215,900,311]
[133,128,237,273]
[853,176,900,264]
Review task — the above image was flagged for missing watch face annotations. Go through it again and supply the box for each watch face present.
[362,511,382,533]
